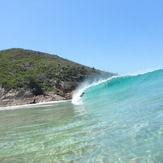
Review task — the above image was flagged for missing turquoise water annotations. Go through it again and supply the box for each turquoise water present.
[0,69,163,162]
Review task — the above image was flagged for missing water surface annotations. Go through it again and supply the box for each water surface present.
[0,69,163,162]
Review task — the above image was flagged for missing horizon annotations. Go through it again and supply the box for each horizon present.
[1,0,163,75]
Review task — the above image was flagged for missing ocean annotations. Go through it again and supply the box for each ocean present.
[0,69,163,162]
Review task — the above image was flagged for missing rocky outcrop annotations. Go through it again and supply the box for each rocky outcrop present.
[0,87,71,107]
[0,80,75,107]
[0,78,81,107]
[0,79,76,107]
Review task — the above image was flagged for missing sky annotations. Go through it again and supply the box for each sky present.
[0,0,163,75]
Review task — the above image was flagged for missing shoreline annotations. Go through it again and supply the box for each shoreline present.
[0,99,71,111]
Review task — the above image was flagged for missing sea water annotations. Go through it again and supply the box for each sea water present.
[0,69,163,162]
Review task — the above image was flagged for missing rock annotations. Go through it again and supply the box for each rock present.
[0,86,5,98]
[0,88,68,107]
[56,81,78,93]
[0,89,34,106]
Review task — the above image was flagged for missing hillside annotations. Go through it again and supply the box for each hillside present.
[0,48,115,106]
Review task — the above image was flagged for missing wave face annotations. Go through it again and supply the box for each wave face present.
[71,69,163,162]
[75,69,163,108]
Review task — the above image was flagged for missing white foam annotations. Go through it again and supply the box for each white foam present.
[72,77,110,105]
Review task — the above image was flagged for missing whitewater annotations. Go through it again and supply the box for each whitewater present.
[0,69,163,162]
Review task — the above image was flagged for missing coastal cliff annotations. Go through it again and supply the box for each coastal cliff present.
[0,48,115,106]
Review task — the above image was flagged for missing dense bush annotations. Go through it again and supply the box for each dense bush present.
[0,48,114,94]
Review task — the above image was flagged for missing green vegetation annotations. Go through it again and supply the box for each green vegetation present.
[0,48,114,94]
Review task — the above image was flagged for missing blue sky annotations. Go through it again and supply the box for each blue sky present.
[0,0,163,75]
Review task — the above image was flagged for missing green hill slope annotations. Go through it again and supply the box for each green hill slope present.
[0,48,115,106]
